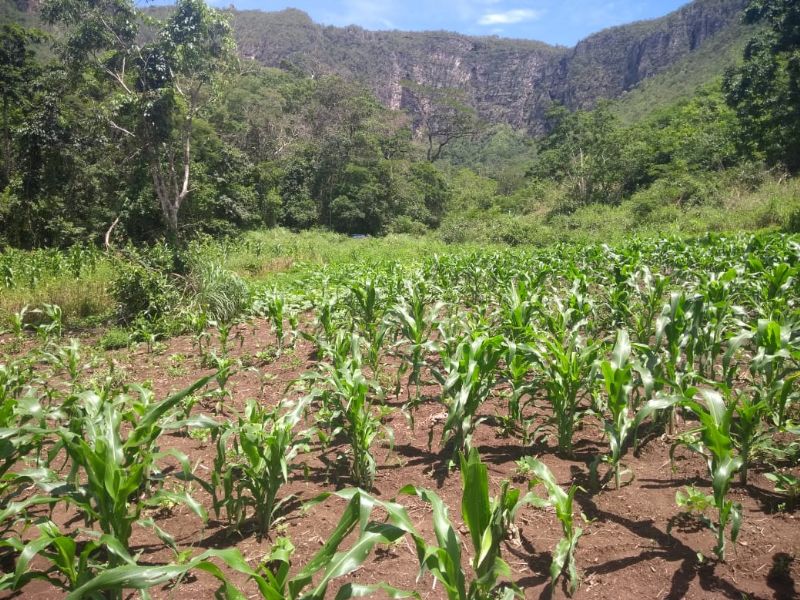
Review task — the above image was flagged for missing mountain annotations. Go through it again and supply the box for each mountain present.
[228,0,749,132]
[5,0,749,132]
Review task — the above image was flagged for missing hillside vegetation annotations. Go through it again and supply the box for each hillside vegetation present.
[1,0,798,248]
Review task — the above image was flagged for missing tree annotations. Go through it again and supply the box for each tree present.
[532,102,626,210]
[42,0,236,237]
[724,0,800,172]
[0,23,43,188]
[402,81,482,162]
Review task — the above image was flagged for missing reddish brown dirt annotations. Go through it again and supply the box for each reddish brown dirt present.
[1,321,798,600]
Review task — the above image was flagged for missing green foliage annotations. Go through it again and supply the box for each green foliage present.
[110,262,180,323]
[518,457,583,596]
[664,389,744,561]
[401,448,529,600]
[312,336,388,489]
[98,327,130,350]
[436,335,504,461]
[208,398,310,539]
[724,0,800,171]
[190,262,251,323]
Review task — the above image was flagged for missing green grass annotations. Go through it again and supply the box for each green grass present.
[1,174,798,331]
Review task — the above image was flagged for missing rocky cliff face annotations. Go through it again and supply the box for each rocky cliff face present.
[230,0,747,132]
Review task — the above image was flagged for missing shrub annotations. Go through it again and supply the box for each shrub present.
[191,263,251,323]
[98,327,130,350]
[110,263,180,323]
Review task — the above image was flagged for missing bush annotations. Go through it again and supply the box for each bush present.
[388,216,429,236]
[487,217,551,247]
[787,209,800,233]
[99,327,131,350]
[110,262,181,323]
[438,217,478,244]
[191,263,251,323]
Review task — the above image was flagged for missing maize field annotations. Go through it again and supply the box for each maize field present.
[0,232,798,599]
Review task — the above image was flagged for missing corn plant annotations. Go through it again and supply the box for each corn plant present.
[207,398,311,540]
[749,320,798,428]
[631,266,669,343]
[732,392,769,485]
[499,278,542,342]
[517,457,583,596]
[348,278,382,337]
[529,331,599,455]
[665,389,743,561]
[7,305,28,339]
[206,351,236,414]
[32,303,63,342]
[14,537,256,600]
[400,448,531,600]
[312,340,388,489]
[262,292,288,354]
[436,335,504,462]
[650,292,704,432]
[764,472,800,505]
[389,283,442,400]
[501,340,536,440]
[606,259,636,328]
[0,520,141,596]
[50,489,415,600]
[186,310,211,359]
[26,376,213,560]
[694,268,740,378]
[41,339,84,387]
[593,330,637,489]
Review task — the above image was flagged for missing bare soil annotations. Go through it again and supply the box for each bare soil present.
[2,320,798,600]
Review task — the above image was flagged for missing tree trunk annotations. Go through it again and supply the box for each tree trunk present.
[2,95,10,186]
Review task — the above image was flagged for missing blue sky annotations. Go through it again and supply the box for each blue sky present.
[211,1,691,46]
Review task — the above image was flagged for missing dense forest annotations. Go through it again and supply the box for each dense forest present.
[0,0,798,248]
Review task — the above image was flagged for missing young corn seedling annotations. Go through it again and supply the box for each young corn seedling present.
[27,376,213,561]
[499,277,542,342]
[313,341,388,489]
[436,335,504,463]
[8,305,29,339]
[530,330,599,456]
[207,397,311,540]
[501,340,532,437]
[31,304,63,343]
[206,351,236,414]
[764,472,800,506]
[0,519,136,596]
[651,291,704,433]
[666,388,744,561]
[632,266,669,344]
[41,339,84,389]
[517,457,583,597]
[750,320,798,428]
[694,268,740,378]
[592,329,638,489]
[186,310,211,360]
[732,392,769,485]
[247,489,418,600]
[263,292,288,355]
[400,448,531,600]
[54,490,417,600]
[348,278,382,337]
[388,283,442,400]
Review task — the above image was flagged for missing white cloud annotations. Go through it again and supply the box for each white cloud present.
[323,0,396,29]
[478,8,542,25]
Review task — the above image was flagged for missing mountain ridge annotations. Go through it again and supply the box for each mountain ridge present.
[225,0,749,131]
[5,0,750,131]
